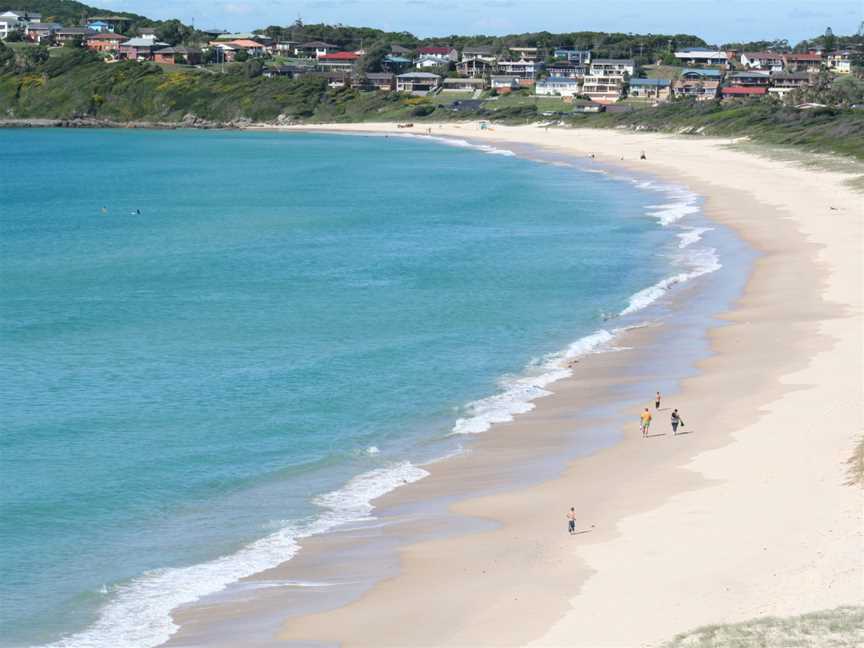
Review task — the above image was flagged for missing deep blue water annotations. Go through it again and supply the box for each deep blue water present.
[1,129,687,647]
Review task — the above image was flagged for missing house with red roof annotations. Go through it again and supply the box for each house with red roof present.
[721,85,768,99]
[317,51,361,72]
[85,32,128,53]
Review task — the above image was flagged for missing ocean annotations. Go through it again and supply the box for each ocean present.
[0,128,720,647]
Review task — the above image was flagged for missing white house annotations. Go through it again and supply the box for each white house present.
[553,48,591,65]
[416,56,448,69]
[589,58,635,77]
[740,51,785,72]
[674,47,730,67]
[535,76,581,97]
[497,59,537,80]
[826,51,852,74]
[490,75,521,90]
[396,72,441,95]
[581,75,624,103]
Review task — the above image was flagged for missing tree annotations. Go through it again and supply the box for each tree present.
[0,41,14,71]
[824,27,836,52]
[357,39,389,74]
[244,58,263,78]
[235,49,249,63]
[157,19,193,45]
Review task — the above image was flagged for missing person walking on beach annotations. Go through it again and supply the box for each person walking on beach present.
[567,507,576,534]
[671,409,684,435]
[640,408,653,437]
[655,391,662,409]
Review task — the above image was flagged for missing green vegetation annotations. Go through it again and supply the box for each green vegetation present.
[662,606,864,647]
[0,1,152,31]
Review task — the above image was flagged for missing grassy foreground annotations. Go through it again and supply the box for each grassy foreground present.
[663,606,864,648]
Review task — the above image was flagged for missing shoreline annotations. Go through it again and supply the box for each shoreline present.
[164,126,862,645]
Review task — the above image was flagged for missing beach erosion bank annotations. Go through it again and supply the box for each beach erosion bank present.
[168,125,863,647]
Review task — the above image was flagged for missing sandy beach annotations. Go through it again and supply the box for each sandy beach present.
[168,124,863,647]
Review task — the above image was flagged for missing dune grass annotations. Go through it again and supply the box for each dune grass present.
[663,606,864,648]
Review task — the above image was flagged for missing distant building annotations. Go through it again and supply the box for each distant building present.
[296,41,339,58]
[390,44,413,56]
[768,72,811,99]
[25,22,61,43]
[674,47,730,67]
[783,52,822,73]
[553,48,591,65]
[317,51,360,72]
[154,46,202,65]
[589,59,635,77]
[360,72,396,91]
[721,85,768,99]
[679,68,724,81]
[497,59,538,80]
[54,27,98,45]
[509,46,539,61]
[826,51,852,74]
[86,32,129,53]
[582,75,624,103]
[535,76,581,97]
[546,60,588,79]
[118,37,169,60]
[461,46,497,64]
[396,71,441,95]
[382,55,412,72]
[727,70,771,86]
[490,75,521,91]
[441,77,487,92]
[673,77,720,100]
[87,16,132,33]
[416,55,449,69]
[415,46,458,62]
[456,57,496,78]
[740,51,785,72]
[628,78,672,101]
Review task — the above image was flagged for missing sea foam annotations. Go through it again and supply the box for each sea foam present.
[35,461,428,648]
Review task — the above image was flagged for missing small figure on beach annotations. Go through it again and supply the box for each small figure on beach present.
[640,408,653,437]
[655,391,661,409]
[567,507,576,534]
[640,150,647,160]
[671,409,685,435]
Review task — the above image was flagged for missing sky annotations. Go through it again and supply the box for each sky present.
[101,0,863,44]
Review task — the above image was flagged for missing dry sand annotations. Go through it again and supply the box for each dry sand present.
[183,124,864,647]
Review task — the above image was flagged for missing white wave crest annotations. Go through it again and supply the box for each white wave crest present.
[450,329,615,435]
[36,462,428,648]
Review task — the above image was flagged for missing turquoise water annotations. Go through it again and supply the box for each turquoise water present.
[1,129,702,647]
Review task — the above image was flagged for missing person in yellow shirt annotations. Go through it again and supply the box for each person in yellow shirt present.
[640,408,653,437]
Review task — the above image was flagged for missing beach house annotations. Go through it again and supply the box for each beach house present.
[54,27,97,45]
[490,75,521,92]
[768,72,811,99]
[589,58,635,77]
[673,72,720,100]
[25,22,61,43]
[783,53,822,73]
[628,78,672,101]
[546,60,588,79]
[360,72,396,91]
[727,70,771,87]
[740,51,785,71]
[441,77,487,92]
[0,10,40,39]
[721,85,768,100]
[535,76,581,97]
[581,74,624,103]
[415,46,458,63]
[223,39,265,57]
[497,59,538,80]
[118,36,169,60]
[396,72,441,95]
[382,55,412,73]
[553,48,591,65]
[86,32,129,53]
[509,46,539,61]
[86,16,131,33]
[317,51,360,72]
[826,51,852,74]
[295,41,339,58]
[154,46,202,65]
[674,47,730,67]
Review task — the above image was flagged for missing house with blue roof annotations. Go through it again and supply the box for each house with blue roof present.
[680,68,724,80]
[628,78,672,100]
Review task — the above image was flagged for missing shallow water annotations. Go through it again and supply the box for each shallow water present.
[1,129,713,647]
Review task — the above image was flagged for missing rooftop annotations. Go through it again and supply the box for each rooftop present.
[397,72,441,79]
[722,86,768,95]
[592,58,635,66]
[630,78,671,86]
[680,68,723,77]
[318,51,360,60]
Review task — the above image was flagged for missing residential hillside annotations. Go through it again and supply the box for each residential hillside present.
[1,2,862,159]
